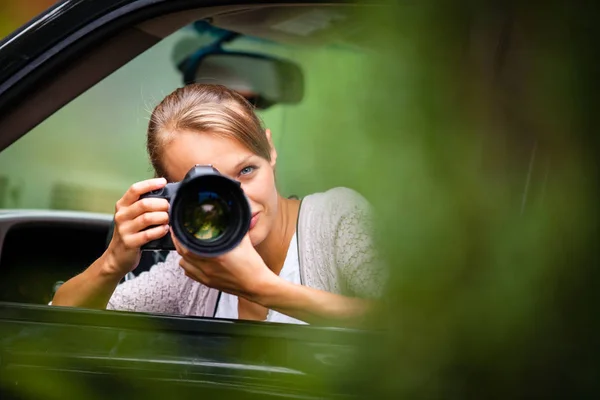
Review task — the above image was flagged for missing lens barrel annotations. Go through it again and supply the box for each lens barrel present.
[170,168,251,257]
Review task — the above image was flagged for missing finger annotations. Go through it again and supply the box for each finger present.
[171,233,197,261]
[125,211,169,233]
[115,197,169,223]
[117,178,167,208]
[171,228,196,259]
[171,230,185,254]
[172,235,209,263]
[122,224,169,249]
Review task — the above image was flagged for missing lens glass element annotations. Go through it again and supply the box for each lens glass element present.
[181,191,230,241]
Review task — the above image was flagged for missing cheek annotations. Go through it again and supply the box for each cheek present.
[242,169,277,211]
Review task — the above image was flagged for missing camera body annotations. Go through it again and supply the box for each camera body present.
[140,165,251,257]
[139,180,181,251]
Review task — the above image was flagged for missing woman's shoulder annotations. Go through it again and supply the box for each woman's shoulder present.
[297,187,381,297]
[302,186,372,217]
[299,187,374,242]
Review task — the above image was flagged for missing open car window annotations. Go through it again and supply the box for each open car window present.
[0,6,372,310]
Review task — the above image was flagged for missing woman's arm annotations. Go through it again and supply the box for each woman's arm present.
[262,189,384,325]
[53,251,187,314]
[255,187,384,325]
[251,276,375,326]
[175,234,379,326]
[53,177,174,310]
[52,251,124,309]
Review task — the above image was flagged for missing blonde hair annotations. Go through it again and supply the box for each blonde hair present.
[147,83,271,180]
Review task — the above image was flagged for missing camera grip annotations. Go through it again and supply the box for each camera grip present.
[139,184,178,251]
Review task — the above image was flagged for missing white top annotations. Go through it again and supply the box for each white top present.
[214,233,307,325]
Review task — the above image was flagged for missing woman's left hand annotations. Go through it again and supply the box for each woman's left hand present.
[172,232,278,300]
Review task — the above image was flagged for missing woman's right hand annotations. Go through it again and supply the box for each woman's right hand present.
[104,177,171,277]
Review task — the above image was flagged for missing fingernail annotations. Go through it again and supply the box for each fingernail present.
[164,224,170,231]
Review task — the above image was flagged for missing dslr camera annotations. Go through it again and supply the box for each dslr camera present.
[140,165,251,257]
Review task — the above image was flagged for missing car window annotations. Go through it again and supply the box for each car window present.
[0,24,369,214]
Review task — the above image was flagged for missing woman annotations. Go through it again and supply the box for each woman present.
[52,84,384,325]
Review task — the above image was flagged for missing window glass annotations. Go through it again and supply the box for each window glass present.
[0,22,370,213]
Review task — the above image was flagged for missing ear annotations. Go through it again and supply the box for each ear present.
[265,128,277,167]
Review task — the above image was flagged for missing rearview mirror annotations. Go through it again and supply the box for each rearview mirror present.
[177,46,304,110]
[195,52,304,109]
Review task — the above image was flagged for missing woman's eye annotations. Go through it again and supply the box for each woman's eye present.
[240,166,256,176]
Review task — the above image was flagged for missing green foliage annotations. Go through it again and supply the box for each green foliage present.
[340,1,599,398]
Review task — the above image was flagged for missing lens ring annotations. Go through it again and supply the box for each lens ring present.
[170,175,251,257]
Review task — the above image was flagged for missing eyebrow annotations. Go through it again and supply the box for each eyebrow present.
[232,155,255,172]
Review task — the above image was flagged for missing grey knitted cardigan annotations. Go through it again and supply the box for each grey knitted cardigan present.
[106,187,383,318]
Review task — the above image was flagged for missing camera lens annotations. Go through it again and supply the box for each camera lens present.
[181,192,230,241]
[170,171,251,257]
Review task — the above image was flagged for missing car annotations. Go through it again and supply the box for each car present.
[0,1,381,399]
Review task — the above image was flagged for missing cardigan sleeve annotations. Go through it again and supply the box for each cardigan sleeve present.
[331,188,386,299]
[106,251,186,314]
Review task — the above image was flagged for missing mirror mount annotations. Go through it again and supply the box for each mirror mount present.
[176,26,240,85]
[175,22,304,110]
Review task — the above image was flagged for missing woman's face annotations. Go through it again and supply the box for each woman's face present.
[161,129,278,247]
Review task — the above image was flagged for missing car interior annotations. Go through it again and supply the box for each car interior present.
[0,3,375,307]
